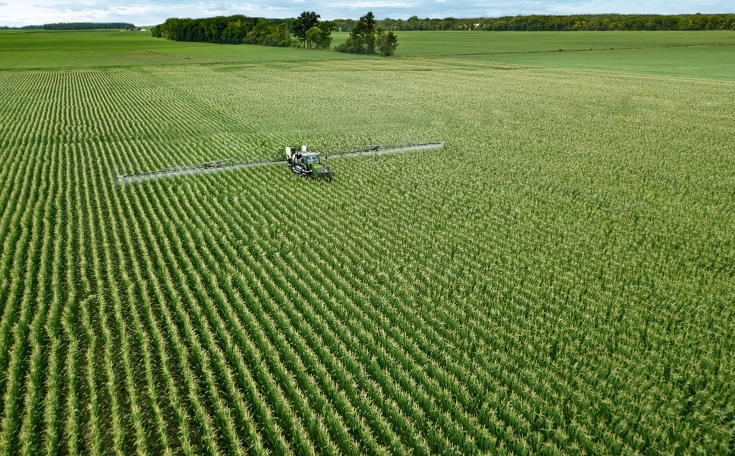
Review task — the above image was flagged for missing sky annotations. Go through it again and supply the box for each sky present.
[0,0,732,27]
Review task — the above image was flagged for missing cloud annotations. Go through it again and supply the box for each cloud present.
[336,1,413,7]
[34,2,101,13]
[0,0,733,26]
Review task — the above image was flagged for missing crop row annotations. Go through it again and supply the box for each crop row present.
[0,61,732,454]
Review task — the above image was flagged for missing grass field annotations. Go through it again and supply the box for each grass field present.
[2,29,735,79]
[0,29,733,454]
[0,30,357,68]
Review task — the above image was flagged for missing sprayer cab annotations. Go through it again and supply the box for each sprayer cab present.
[286,145,335,181]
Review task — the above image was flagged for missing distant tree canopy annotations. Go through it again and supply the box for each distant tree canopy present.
[336,12,398,56]
[0,25,43,30]
[343,14,735,32]
[43,22,135,30]
[151,16,294,47]
[9,13,735,34]
[151,13,338,49]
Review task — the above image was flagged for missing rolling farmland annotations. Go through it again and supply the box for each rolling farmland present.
[0,31,734,454]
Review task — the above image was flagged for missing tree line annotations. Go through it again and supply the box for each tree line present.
[150,14,336,48]
[151,11,397,55]
[0,25,43,30]
[151,16,292,46]
[6,14,735,33]
[42,22,136,30]
[346,14,735,32]
[335,12,398,56]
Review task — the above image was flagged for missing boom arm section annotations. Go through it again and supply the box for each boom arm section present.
[117,142,444,184]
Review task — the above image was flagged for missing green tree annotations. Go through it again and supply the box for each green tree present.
[407,15,421,30]
[305,21,335,49]
[335,12,396,56]
[352,11,376,36]
[246,22,294,47]
[305,27,320,48]
[336,12,380,54]
[293,11,320,45]
[317,21,336,48]
[375,28,398,56]
[222,20,247,43]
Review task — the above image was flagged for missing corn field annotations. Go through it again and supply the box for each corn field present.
[0,58,733,454]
